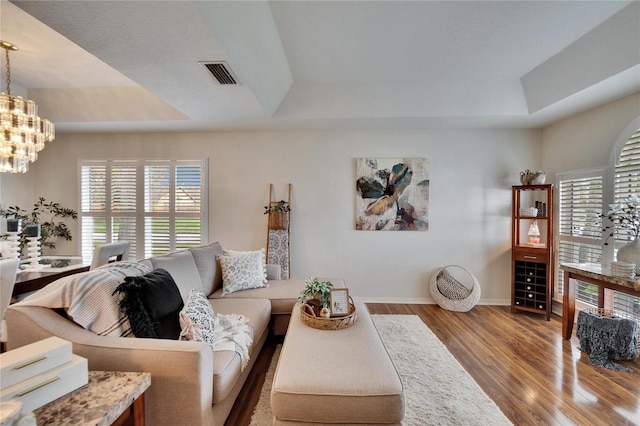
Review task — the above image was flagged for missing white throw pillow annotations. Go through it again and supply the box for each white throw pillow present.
[219,250,267,295]
[179,289,216,344]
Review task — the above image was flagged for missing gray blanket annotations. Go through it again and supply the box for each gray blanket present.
[576,310,639,372]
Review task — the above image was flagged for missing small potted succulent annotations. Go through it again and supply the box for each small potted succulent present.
[264,200,291,230]
[298,277,334,316]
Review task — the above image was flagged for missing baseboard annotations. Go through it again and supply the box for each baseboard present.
[356,296,512,306]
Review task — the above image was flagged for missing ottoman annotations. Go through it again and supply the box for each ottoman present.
[271,300,405,425]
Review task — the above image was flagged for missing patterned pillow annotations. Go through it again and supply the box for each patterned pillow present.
[179,289,216,344]
[219,250,267,295]
[436,269,472,301]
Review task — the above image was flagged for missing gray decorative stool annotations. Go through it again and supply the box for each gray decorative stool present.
[577,309,639,372]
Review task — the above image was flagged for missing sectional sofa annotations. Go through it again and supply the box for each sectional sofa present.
[6,243,342,425]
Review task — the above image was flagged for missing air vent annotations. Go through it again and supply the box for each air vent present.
[199,61,238,85]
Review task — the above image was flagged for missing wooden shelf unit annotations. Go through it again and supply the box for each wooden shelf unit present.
[511,184,554,320]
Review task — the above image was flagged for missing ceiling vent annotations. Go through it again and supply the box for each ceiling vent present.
[199,61,239,85]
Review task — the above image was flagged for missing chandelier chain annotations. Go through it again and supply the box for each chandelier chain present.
[4,47,10,96]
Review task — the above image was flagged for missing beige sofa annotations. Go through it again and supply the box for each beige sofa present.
[6,243,338,426]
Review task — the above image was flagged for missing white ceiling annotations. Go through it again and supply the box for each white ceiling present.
[1,0,639,133]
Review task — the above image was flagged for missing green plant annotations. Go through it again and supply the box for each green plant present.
[298,277,334,307]
[1,197,78,255]
[264,200,291,214]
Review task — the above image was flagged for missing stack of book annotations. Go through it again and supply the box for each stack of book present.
[609,261,636,279]
[0,337,88,413]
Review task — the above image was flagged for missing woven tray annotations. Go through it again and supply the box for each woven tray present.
[300,297,357,330]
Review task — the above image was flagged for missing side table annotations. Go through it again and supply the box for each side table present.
[33,371,151,426]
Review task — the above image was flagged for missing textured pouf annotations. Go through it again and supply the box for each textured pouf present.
[576,310,639,372]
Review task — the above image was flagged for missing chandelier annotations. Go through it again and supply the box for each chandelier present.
[0,40,55,173]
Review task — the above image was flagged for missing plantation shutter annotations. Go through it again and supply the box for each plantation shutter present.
[80,159,207,261]
[612,128,640,318]
[111,163,139,258]
[557,173,604,305]
[80,163,108,259]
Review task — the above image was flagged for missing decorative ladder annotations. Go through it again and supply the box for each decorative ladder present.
[266,183,291,279]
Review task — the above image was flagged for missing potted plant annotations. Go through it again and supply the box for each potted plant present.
[1,197,78,257]
[264,200,291,230]
[298,277,334,316]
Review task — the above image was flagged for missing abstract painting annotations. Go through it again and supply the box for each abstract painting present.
[356,158,429,231]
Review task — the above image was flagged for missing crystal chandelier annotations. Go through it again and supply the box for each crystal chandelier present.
[0,40,55,173]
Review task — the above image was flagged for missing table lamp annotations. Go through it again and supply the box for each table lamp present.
[528,221,540,244]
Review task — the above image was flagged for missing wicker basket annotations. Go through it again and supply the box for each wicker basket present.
[429,265,481,312]
[269,211,289,230]
[300,297,357,330]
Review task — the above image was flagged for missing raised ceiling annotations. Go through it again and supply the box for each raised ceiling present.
[1,0,639,133]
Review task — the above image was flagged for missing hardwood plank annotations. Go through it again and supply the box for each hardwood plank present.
[227,305,639,426]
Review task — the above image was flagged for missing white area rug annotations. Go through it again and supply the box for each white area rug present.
[250,315,512,425]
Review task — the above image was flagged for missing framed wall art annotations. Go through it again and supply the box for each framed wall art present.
[355,158,429,231]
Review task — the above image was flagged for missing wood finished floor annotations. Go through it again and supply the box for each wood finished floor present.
[226,304,640,426]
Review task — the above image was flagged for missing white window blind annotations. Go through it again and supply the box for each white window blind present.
[612,129,640,318]
[80,160,207,260]
[557,173,604,304]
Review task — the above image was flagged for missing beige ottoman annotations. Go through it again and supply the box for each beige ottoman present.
[271,301,405,425]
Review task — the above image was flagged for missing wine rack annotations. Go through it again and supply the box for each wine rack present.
[511,185,554,320]
[513,260,547,311]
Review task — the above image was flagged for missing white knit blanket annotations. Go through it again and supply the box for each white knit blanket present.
[211,313,254,370]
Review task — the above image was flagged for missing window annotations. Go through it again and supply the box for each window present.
[611,129,640,319]
[557,171,605,305]
[557,128,640,320]
[80,160,207,260]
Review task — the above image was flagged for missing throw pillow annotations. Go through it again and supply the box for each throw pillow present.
[148,249,204,302]
[436,269,472,301]
[223,248,267,281]
[113,268,184,339]
[190,242,224,295]
[179,289,216,344]
[219,250,267,296]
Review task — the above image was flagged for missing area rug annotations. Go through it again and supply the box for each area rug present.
[250,315,512,425]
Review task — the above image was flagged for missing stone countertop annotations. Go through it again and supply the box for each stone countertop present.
[34,371,151,426]
[560,262,640,291]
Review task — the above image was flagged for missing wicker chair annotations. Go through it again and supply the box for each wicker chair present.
[429,265,480,312]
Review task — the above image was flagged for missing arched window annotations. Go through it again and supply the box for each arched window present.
[610,128,640,318]
[556,125,640,320]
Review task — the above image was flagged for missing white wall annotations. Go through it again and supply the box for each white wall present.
[542,93,640,175]
[6,128,542,303]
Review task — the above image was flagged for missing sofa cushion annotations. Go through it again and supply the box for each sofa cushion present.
[208,298,271,403]
[190,242,224,296]
[210,277,346,315]
[149,250,204,302]
[179,289,217,344]
[114,268,184,339]
[218,250,267,296]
